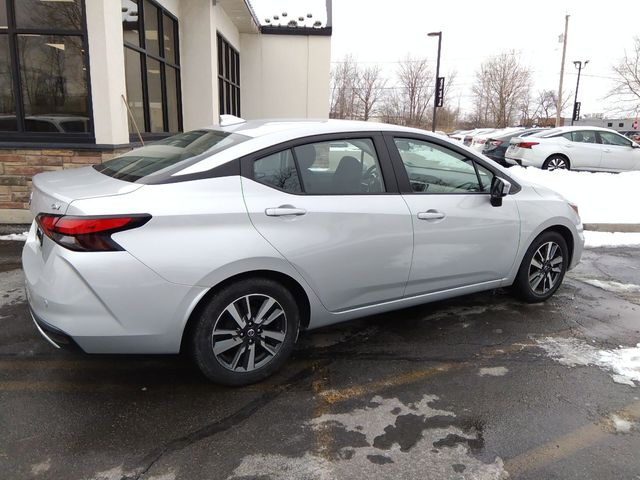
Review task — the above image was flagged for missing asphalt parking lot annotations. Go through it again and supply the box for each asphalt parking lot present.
[1,239,639,480]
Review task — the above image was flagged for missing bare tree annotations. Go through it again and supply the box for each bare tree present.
[472,52,532,127]
[608,37,640,115]
[353,65,387,121]
[329,55,359,119]
[395,56,434,128]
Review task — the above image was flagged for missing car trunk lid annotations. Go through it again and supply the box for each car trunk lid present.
[30,166,144,216]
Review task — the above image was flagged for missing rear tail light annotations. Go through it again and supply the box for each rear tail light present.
[35,214,151,252]
[476,139,487,144]
[488,139,503,147]
[517,141,539,149]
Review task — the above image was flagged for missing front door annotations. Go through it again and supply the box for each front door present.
[386,135,521,297]
[241,134,414,312]
[598,131,640,171]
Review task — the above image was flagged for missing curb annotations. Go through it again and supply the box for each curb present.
[583,223,640,233]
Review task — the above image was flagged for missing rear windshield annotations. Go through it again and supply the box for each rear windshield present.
[94,129,249,183]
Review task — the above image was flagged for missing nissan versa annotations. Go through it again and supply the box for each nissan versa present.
[23,120,584,385]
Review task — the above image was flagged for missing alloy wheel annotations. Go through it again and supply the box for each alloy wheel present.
[546,158,567,170]
[211,294,287,372]
[528,241,564,295]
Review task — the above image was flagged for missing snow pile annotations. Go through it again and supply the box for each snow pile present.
[583,231,640,248]
[0,232,28,241]
[509,166,640,224]
[536,337,640,386]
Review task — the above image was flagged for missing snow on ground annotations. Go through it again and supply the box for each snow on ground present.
[509,166,640,224]
[584,231,640,248]
[0,232,28,241]
[536,337,640,387]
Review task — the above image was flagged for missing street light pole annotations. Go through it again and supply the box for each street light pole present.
[571,60,588,125]
[428,31,442,132]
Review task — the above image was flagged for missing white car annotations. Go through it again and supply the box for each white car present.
[23,119,584,385]
[505,126,640,171]
[463,128,495,147]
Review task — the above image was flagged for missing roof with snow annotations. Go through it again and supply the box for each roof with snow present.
[245,0,332,36]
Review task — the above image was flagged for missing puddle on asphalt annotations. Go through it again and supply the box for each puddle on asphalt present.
[229,395,507,479]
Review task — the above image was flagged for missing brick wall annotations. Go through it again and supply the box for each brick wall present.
[0,147,131,223]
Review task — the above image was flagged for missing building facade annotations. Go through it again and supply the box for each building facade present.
[0,0,332,223]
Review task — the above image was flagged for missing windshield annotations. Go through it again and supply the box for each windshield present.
[94,129,249,183]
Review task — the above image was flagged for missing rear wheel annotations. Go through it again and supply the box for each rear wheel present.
[542,155,570,171]
[191,278,299,385]
[512,231,568,303]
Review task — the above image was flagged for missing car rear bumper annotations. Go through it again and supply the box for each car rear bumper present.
[22,222,207,354]
[29,305,83,352]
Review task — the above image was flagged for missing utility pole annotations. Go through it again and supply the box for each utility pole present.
[556,14,570,127]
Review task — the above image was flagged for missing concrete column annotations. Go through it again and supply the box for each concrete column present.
[85,0,129,145]
[180,0,218,129]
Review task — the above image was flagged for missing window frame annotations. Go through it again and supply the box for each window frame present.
[240,132,400,196]
[123,0,182,139]
[0,0,94,143]
[383,132,520,195]
[217,32,240,117]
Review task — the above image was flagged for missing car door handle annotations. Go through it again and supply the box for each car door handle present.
[417,210,446,221]
[265,206,307,217]
[603,149,611,153]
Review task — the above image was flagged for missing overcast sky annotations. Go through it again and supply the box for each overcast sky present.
[328,0,640,118]
[252,0,640,118]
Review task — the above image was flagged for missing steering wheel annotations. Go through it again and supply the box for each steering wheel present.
[453,181,479,192]
[362,165,382,192]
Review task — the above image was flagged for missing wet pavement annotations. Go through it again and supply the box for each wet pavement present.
[1,239,639,480]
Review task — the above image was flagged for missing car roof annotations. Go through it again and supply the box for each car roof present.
[218,119,431,139]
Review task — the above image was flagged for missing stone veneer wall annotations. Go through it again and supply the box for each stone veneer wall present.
[0,147,131,224]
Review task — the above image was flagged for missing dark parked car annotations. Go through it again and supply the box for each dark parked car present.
[482,128,545,166]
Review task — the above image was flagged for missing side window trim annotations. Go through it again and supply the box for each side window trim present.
[240,132,400,195]
[384,133,488,195]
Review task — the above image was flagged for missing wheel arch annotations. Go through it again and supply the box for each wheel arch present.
[180,269,311,353]
[539,224,574,266]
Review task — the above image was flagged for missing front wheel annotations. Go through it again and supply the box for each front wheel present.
[191,278,300,385]
[542,155,570,171]
[512,231,569,303]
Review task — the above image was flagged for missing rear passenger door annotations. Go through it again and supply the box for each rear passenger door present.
[241,133,414,312]
[561,130,602,169]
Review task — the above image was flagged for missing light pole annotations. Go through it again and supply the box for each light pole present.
[428,31,442,132]
[571,60,588,125]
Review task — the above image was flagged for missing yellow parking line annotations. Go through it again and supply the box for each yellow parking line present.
[317,343,536,405]
[312,364,334,460]
[505,401,640,477]
[318,363,462,405]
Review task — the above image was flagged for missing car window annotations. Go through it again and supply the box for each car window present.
[570,130,598,144]
[599,131,632,147]
[292,138,385,194]
[394,138,483,193]
[254,150,301,193]
[475,163,494,192]
[95,129,249,182]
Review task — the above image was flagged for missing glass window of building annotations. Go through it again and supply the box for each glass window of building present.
[0,0,91,140]
[122,0,181,136]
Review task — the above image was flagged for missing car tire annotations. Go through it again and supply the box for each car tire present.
[542,155,570,171]
[512,231,569,303]
[191,277,300,385]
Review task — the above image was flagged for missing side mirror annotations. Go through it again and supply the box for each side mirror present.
[490,176,511,207]
[632,143,640,149]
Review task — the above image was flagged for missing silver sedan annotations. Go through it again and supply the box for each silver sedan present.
[23,119,584,385]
